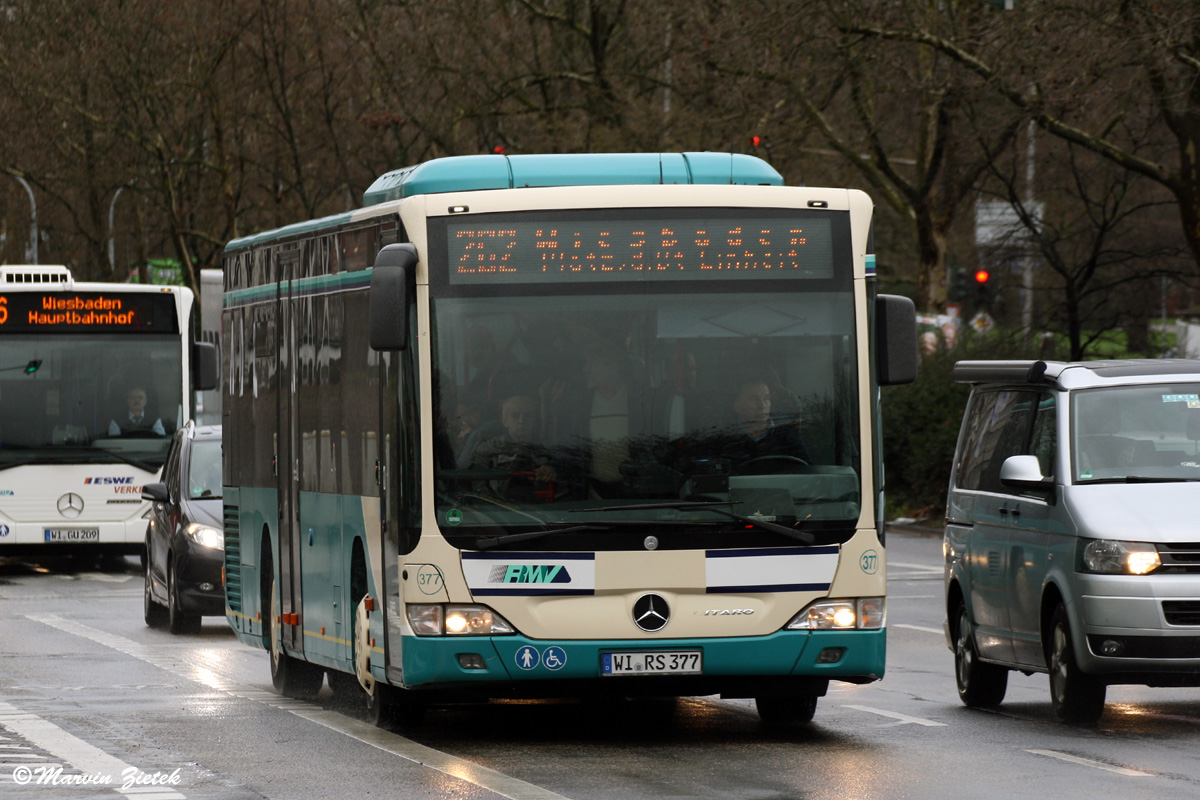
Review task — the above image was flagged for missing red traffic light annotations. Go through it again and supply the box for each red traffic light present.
[749,135,763,148]
[974,269,990,284]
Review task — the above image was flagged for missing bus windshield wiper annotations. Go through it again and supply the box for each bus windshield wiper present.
[474,524,609,551]
[571,501,817,545]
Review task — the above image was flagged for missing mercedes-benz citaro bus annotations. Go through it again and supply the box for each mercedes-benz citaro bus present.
[220,152,917,728]
[0,265,217,561]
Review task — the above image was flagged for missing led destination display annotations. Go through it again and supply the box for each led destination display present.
[0,292,179,333]
[447,213,836,285]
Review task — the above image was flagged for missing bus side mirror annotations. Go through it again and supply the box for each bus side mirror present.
[370,244,418,351]
[876,294,918,386]
[193,341,218,391]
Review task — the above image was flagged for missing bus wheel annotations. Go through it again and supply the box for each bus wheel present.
[268,579,323,699]
[1048,604,1106,724]
[755,694,818,726]
[143,554,166,628]
[367,682,425,730]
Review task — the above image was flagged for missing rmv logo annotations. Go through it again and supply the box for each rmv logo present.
[84,477,134,485]
[490,564,571,584]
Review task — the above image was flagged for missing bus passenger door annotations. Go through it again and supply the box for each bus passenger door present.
[277,256,304,655]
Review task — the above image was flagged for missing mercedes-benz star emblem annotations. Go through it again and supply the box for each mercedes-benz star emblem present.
[633,593,670,632]
[57,493,84,519]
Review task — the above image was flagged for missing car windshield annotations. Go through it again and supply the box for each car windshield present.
[188,439,222,499]
[1073,383,1200,483]
[0,334,183,472]
[431,290,861,550]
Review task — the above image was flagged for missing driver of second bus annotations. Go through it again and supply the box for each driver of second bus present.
[724,377,810,467]
[472,392,557,501]
[108,386,166,436]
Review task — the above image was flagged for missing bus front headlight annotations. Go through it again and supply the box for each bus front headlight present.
[407,604,516,636]
[786,598,886,630]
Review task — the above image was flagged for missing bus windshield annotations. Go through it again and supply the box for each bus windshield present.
[0,335,183,472]
[432,289,860,551]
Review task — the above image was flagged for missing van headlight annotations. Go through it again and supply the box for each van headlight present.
[406,604,516,636]
[785,598,885,630]
[1080,539,1161,575]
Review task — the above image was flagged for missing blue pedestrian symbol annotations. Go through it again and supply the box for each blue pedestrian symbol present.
[542,646,567,671]
[515,645,540,671]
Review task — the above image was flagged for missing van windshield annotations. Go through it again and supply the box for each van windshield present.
[1073,384,1200,483]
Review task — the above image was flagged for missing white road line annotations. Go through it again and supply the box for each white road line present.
[1025,749,1150,777]
[28,613,572,800]
[887,561,942,572]
[0,701,186,799]
[891,623,943,635]
[841,705,947,727]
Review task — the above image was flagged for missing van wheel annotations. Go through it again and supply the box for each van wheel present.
[954,602,1008,707]
[268,579,324,699]
[1048,604,1106,724]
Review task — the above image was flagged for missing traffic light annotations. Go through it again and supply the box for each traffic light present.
[949,267,968,302]
[974,269,991,308]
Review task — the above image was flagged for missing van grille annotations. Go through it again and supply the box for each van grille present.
[223,501,241,613]
[1156,542,1200,574]
[1163,601,1200,626]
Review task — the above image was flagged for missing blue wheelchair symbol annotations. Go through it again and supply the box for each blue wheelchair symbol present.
[542,646,567,671]
[515,645,540,671]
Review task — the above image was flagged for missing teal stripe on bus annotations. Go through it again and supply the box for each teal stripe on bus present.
[223,269,374,308]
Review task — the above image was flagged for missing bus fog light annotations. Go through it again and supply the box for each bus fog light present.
[457,653,487,670]
[816,647,845,664]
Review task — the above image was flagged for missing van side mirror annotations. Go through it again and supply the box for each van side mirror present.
[193,341,218,391]
[999,454,1055,495]
[369,244,418,351]
[876,294,918,386]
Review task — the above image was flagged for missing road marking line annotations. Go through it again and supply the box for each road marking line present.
[28,613,571,800]
[887,561,942,572]
[0,700,187,799]
[891,623,943,635]
[1025,749,1149,777]
[841,705,947,727]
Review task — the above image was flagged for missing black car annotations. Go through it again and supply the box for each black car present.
[142,422,224,634]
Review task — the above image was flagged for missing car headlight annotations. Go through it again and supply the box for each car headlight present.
[1080,539,1161,575]
[785,598,885,630]
[184,523,224,551]
[406,604,516,636]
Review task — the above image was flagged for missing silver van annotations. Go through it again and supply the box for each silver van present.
[944,359,1200,723]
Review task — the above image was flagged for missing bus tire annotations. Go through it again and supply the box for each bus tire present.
[755,694,818,726]
[367,682,425,730]
[268,578,323,699]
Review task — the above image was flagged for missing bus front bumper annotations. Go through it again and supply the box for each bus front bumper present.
[395,628,885,696]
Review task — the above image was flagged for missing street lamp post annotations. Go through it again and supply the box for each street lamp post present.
[108,185,127,274]
[8,175,37,264]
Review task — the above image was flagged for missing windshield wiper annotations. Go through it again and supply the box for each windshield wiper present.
[474,524,609,551]
[571,501,817,545]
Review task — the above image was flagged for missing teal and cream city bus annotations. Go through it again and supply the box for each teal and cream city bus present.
[221,152,917,727]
